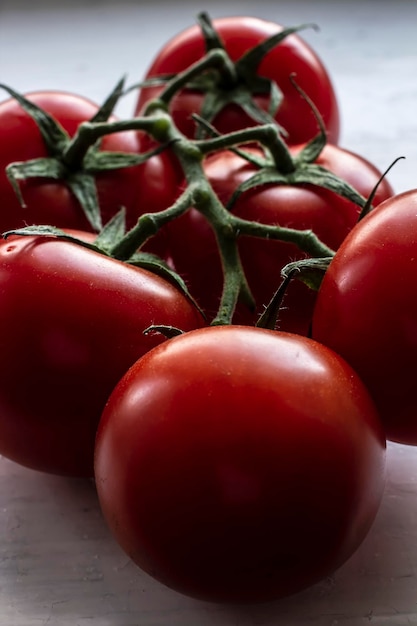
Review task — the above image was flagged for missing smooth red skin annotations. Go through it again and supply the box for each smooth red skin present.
[168,144,394,333]
[312,189,417,445]
[95,326,386,603]
[135,16,340,146]
[0,233,203,476]
[0,91,180,255]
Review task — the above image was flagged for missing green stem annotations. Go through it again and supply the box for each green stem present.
[62,133,96,170]
[194,123,296,174]
[231,215,335,258]
[62,136,92,172]
[148,48,237,111]
[259,125,295,173]
[212,232,255,326]
[69,90,332,324]
[110,185,196,260]
[189,184,255,325]
[62,78,127,169]
[64,116,161,157]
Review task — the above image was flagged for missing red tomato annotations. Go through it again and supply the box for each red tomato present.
[0,232,203,476]
[168,144,394,333]
[312,189,417,445]
[135,15,340,145]
[95,325,386,603]
[0,90,180,255]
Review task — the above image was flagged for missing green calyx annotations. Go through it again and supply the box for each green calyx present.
[225,138,368,214]
[214,83,368,213]
[1,79,154,232]
[157,12,317,138]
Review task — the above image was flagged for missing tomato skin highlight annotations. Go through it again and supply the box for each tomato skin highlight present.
[95,326,386,603]
[136,16,340,146]
[0,233,204,477]
[312,189,417,445]
[168,144,394,333]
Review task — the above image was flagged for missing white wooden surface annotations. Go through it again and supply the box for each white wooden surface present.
[1,1,417,624]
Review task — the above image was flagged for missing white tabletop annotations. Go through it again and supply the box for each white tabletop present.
[1,1,417,624]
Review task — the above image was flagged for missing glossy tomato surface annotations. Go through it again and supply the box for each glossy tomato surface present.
[312,189,417,445]
[0,90,179,254]
[168,144,394,333]
[0,232,203,476]
[136,16,340,145]
[95,326,386,603]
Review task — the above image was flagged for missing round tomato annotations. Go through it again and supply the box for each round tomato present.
[0,89,180,255]
[168,143,394,333]
[95,325,386,603]
[135,15,340,145]
[0,232,203,477]
[312,189,417,445]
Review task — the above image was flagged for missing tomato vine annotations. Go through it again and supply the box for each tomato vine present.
[3,14,379,326]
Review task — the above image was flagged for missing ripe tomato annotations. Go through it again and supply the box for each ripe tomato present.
[0,232,203,477]
[95,326,386,603]
[0,90,180,255]
[135,15,340,145]
[168,144,394,333]
[312,189,417,445]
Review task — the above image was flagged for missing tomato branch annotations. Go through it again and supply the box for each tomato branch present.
[230,216,335,258]
[150,48,238,110]
[61,37,347,326]
[71,107,336,323]
[185,182,255,325]
[109,184,196,260]
[194,123,295,174]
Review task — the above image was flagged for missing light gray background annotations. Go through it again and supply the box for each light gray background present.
[1,2,417,625]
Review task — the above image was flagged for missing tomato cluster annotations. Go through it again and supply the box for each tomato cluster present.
[0,10,414,605]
